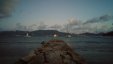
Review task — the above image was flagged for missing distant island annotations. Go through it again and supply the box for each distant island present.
[0,30,73,37]
[0,30,113,37]
[79,31,113,36]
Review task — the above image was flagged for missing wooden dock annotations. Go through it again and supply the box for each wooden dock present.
[15,39,87,64]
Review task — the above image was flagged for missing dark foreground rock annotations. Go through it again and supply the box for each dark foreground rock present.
[15,39,87,64]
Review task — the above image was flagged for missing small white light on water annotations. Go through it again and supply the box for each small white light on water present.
[53,34,57,37]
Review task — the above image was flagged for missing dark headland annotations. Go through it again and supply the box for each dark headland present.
[0,30,113,37]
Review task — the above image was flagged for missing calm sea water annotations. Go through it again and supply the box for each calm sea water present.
[0,36,113,64]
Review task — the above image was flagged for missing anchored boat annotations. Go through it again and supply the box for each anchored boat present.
[15,39,87,64]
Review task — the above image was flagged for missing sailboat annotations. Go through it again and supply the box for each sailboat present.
[65,18,77,38]
[25,33,31,37]
[66,24,72,38]
[67,34,72,38]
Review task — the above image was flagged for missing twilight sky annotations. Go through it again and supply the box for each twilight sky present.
[0,0,113,34]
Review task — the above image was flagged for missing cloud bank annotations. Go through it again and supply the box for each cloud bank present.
[16,23,37,31]
[11,14,113,34]
[49,24,62,31]
[84,14,113,24]
[37,22,47,30]
[62,14,113,34]
[0,0,19,18]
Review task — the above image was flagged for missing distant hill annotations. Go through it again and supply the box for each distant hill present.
[0,31,27,37]
[0,30,73,37]
[0,30,113,37]
[79,32,97,36]
[78,31,113,36]
[101,31,113,36]
[31,30,70,36]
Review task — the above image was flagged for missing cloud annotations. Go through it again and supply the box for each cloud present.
[37,22,47,30]
[96,24,113,33]
[62,18,83,33]
[84,14,113,24]
[67,14,113,34]
[6,14,113,34]
[61,15,113,34]
[49,24,62,30]
[27,24,37,31]
[0,0,19,18]
[67,18,82,26]
[69,24,92,34]
[71,22,113,34]
[16,23,37,31]
[16,23,27,31]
